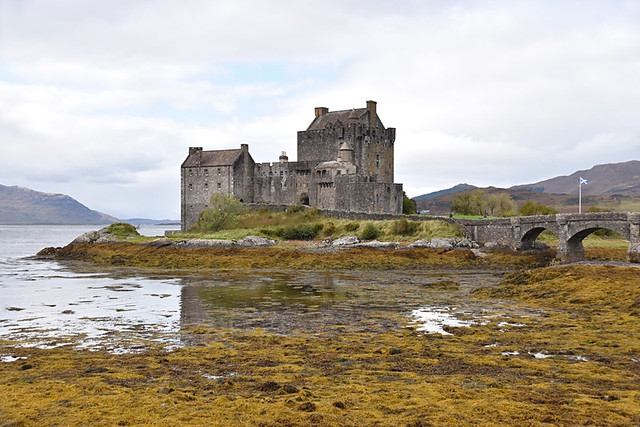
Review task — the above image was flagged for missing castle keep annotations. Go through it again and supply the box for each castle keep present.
[181,100,403,230]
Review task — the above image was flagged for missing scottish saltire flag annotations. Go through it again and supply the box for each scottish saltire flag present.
[580,177,588,185]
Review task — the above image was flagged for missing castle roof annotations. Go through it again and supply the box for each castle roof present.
[307,108,385,131]
[181,149,243,168]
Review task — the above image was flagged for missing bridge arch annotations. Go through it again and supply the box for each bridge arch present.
[520,227,556,250]
[560,223,631,263]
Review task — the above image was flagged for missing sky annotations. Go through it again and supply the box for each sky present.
[1,0,639,220]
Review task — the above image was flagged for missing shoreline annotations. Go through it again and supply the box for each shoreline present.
[39,241,557,271]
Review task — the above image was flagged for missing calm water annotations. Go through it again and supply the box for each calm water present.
[0,225,507,353]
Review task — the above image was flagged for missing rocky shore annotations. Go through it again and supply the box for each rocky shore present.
[38,227,556,271]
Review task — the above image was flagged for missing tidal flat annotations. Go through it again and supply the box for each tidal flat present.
[1,245,639,425]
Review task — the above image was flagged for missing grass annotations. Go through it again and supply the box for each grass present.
[175,210,465,242]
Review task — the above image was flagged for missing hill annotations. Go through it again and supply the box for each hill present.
[414,186,640,216]
[0,185,118,224]
[413,183,476,201]
[512,160,640,196]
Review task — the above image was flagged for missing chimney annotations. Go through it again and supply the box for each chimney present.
[279,151,288,163]
[366,100,377,116]
[315,107,329,118]
[240,143,249,152]
[189,147,203,156]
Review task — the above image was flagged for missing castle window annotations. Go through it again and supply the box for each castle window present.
[217,183,221,190]
[376,154,380,168]
[189,169,193,176]
[204,183,208,190]
[218,168,221,175]
[188,184,193,190]
[204,169,208,176]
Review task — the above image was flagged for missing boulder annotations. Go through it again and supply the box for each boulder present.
[236,235,277,247]
[409,239,431,249]
[331,236,360,246]
[357,240,398,249]
[429,237,456,250]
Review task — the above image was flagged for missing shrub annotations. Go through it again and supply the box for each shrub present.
[303,206,320,220]
[518,200,558,216]
[278,223,323,240]
[286,205,304,214]
[323,222,336,237]
[192,194,246,233]
[402,192,416,215]
[105,223,139,237]
[343,222,360,232]
[391,218,419,236]
[360,223,380,240]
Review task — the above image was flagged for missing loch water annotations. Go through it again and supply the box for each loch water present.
[0,225,508,353]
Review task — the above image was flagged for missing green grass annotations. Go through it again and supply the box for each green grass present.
[178,209,465,242]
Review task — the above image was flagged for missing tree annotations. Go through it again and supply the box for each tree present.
[451,190,486,216]
[402,191,416,215]
[486,193,517,216]
[518,200,558,216]
[192,194,246,232]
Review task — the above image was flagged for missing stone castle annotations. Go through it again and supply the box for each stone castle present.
[181,100,403,230]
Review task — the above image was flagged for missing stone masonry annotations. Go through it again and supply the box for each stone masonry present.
[181,100,403,230]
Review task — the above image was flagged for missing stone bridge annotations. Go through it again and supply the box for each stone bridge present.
[455,212,640,263]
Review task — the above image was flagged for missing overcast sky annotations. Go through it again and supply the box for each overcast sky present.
[1,0,639,219]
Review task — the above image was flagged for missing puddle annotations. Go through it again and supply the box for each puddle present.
[409,306,476,335]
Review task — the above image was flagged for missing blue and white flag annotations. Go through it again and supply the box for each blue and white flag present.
[580,177,588,185]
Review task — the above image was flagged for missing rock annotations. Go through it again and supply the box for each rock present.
[71,228,116,244]
[236,235,277,247]
[357,240,397,249]
[145,238,172,248]
[389,348,402,355]
[531,241,550,250]
[483,241,509,250]
[409,239,431,249]
[456,238,478,249]
[331,236,360,246]
[72,230,101,244]
[430,237,456,250]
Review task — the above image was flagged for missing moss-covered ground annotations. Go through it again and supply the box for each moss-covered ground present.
[50,243,556,271]
[1,261,639,426]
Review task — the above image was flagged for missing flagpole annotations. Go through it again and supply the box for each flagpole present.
[579,179,582,214]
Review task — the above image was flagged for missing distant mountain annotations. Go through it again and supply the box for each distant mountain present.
[120,218,180,226]
[415,185,640,216]
[512,160,640,196]
[0,184,118,224]
[413,183,477,201]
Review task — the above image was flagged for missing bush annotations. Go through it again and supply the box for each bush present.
[518,200,558,216]
[278,223,323,240]
[286,205,304,214]
[303,207,320,220]
[391,218,419,236]
[343,222,360,232]
[192,194,246,233]
[360,223,380,240]
[105,223,139,237]
[402,192,416,215]
[323,222,336,237]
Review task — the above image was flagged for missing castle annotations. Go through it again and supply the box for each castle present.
[181,100,403,231]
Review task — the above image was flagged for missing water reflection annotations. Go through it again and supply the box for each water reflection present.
[2,259,507,351]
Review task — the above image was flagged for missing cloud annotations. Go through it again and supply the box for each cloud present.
[1,0,639,215]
